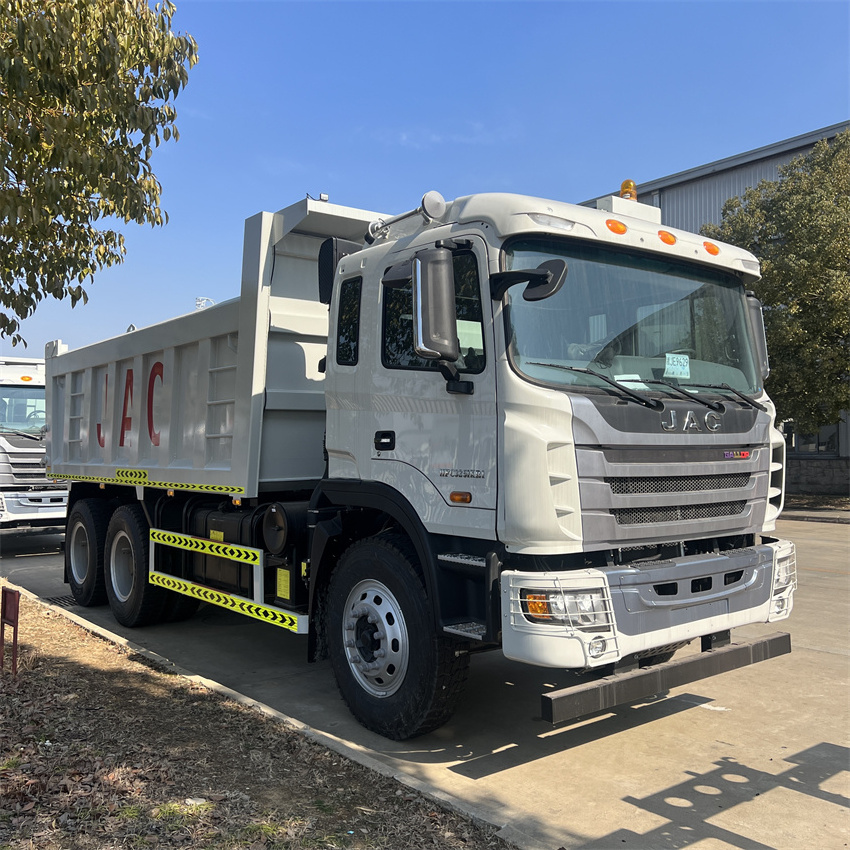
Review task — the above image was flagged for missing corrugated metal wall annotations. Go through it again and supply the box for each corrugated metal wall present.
[658,151,807,232]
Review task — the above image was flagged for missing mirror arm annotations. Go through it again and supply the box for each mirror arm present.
[490,268,550,300]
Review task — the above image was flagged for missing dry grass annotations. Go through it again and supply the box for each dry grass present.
[0,594,505,850]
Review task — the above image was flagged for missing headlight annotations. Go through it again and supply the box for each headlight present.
[774,552,797,592]
[521,588,611,631]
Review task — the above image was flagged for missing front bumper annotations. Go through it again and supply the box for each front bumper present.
[501,538,796,669]
[541,631,791,724]
[0,489,68,530]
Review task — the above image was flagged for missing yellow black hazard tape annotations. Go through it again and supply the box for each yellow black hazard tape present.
[150,529,260,565]
[48,469,244,494]
[149,571,307,634]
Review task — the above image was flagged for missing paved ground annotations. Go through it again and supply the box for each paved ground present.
[1,517,848,850]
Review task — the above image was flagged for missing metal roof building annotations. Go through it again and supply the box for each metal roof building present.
[584,121,849,233]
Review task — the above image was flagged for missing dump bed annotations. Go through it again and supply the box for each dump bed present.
[45,199,380,498]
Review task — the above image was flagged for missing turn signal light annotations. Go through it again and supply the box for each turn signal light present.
[606,219,627,235]
[450,491,472,504]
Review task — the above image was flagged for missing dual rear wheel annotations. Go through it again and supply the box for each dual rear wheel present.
[66,499,197,625]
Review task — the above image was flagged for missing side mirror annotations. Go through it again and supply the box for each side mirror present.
[382,247,459,363]
[318,237,361,305]
[490,259,568,301]
[745,291,770,382]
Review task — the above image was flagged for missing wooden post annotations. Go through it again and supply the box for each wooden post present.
[1,587,20,677]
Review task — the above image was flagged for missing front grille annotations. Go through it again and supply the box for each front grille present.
[8,452,50,485]
[612,501,747,525]
[607,473,751,495]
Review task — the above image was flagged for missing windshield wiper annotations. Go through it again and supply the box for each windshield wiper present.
[641,380,724,412]
[528,363,663,410]
[679,382,767,412]
[0,428,41,441]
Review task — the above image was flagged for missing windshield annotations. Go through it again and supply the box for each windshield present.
[504,238,761,397]
[0,384,47,434]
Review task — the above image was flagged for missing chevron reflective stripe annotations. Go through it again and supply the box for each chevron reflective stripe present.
[149,571,307,634]
[150,529,260,566]
[54,472,244,494]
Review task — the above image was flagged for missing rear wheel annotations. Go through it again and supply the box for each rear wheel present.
[327,535,469,740]
[104,504,166,627]
[66,499,109,607]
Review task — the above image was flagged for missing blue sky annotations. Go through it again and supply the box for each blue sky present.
[5,0,849,355]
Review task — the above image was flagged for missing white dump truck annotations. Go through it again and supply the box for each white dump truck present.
[45,188,795,739]
[0,357,67,532]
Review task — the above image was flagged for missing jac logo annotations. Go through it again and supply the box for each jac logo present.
[96,362,164,449]
[660,409,722,432]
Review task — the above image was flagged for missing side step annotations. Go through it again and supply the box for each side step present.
[443,622,486,640]
[542,632,791,725]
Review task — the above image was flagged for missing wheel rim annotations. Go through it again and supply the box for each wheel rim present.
[68,521,90,585]
[342,579,409,698]
[110,530,135,603]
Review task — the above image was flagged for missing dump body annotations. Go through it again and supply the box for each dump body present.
[45,200,379,497]
[0,357,67,531]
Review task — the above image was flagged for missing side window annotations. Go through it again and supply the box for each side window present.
[382,251,485,373]
[336,276,362,366]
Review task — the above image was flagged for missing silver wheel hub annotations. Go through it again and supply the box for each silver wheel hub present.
[110,530,135,603]
[68,522,90,585]
[342,579,409,698]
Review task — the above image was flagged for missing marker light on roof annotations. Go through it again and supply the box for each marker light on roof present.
[658,230,677,245]
[606,219,627,235]
[529,212,576,232]
[703,241,721,256]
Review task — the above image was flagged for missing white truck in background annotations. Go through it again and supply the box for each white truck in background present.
[45,188,795,739]
[0,357,68,533]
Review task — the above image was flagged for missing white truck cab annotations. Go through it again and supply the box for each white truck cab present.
[0,357,68,532]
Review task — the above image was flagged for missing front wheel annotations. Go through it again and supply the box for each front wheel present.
[327,535,469,740]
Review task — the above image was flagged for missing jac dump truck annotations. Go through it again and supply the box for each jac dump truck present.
[0,357,67,532]
[45,188,795,739]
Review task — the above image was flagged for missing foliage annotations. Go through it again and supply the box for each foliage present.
[0,0,197,345]
[703,131,850,433]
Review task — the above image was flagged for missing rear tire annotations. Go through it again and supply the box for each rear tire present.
[327,534,469,740]
[104,504,166,627]
[66,499,110,607]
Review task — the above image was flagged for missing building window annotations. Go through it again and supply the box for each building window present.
[783,421,840,456]
[336,276,362,366]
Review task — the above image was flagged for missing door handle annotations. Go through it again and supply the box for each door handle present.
[374,431,396,451]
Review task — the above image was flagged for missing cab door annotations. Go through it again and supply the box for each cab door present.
[368,236,497,534]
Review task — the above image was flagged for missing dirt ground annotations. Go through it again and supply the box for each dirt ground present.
[0,593,504,850]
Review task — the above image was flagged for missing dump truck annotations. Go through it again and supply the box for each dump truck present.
[45,188,796,739]
[0,357,67,532]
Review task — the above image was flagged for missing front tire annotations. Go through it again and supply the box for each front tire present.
[66,499,110,607]
[104,504,166,627]
[327,535,469,740]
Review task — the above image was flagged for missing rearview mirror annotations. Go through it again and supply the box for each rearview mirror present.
[381,247,459,363]
[318,237,361,305]
[490,259,568,301]
[745,291,770,382]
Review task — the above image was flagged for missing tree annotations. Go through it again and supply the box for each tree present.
[0,0,197,345]
[703,131,850,434]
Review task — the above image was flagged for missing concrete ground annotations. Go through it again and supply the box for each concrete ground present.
[1,517,848,850]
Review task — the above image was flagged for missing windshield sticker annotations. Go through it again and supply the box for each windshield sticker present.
[615,374,650,390]
[664,353,691,380]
